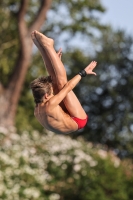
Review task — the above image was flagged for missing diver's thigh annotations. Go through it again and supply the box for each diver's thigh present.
[63,91,87,119]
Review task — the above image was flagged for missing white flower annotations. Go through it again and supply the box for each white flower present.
[74,149,97,167]
[97,149,107,159]
[0,184,6,195]
[61,163,67,170]
[10,133,20,141]
[23,187,40,198]
[0,126,8,134]
[113,159,120,168]
[49,193,60,200]
[73,164,81,172]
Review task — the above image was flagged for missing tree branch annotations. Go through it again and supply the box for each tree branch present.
[4,0,52,125]
[18,0,28,21]
[18,0,29,38]
[29,0,52,32]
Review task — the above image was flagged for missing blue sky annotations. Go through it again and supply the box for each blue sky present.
[55,1,133,51]
[101,0,133,34]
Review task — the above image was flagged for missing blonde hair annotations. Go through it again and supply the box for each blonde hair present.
[30,76,52,104]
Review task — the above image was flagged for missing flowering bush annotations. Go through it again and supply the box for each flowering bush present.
[0,126,132,200]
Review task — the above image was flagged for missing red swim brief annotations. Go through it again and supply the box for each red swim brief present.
[71,116,88,129]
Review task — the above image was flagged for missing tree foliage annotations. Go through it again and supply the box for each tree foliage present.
[0,127,133,200]
[71,29,133,158]
[1,0,133,158]
[0,0,107,128]
[0,0,52,127]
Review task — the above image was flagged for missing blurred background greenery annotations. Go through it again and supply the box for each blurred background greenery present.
[0,128,133,200]
[0,0,133,199]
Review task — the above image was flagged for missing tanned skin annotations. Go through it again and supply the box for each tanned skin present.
[31,31,97,134]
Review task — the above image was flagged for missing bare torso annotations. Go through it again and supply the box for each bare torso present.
[34,103,78,134]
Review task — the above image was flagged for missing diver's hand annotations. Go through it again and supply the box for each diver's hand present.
[84,61,97,76]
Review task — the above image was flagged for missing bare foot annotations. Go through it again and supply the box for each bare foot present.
[31,31,62,59]
[31,30,54,48]
[31,31,41,49]
[31,31,45,54]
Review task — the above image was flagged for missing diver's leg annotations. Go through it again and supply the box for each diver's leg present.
[31,30,87,119]
[31,31,59,94]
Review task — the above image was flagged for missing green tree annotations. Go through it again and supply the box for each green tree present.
[2,0,133,158]
[0,0,107,128]
[0,0,52,127]
[0,128,132,200]
[71,28,133,158]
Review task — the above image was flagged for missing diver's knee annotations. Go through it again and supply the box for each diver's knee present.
[58,79,67,89]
